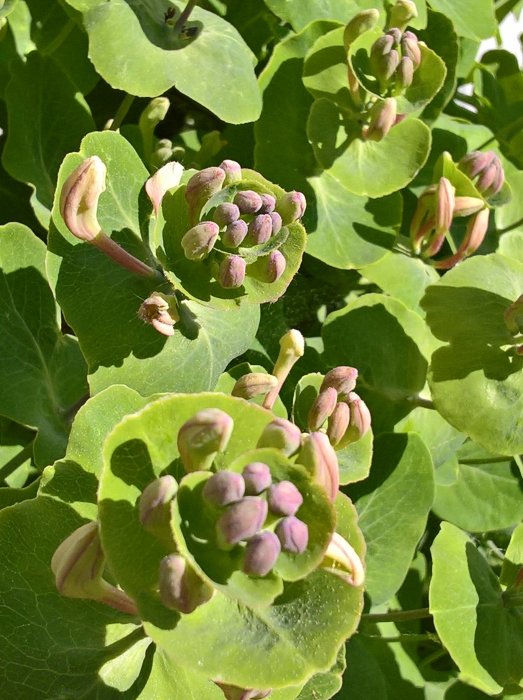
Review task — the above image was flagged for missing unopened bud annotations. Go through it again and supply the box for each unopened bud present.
[270,211,282,235]
[139,475,178,530]
[185,167,226,222]
[276,516,309,554]
[395,55,414,89]
[259,193,276,214]
[323,532,365,586]
[234,190,263,214]
[401,31,421,68]
[261,250,287,283]
[231,373,279,400]
[223,219,248,248]
[320,366,359,396]
[410,186,437,253]
[202,471,245,507]
[139,97,170,162]
[242,462,272,495]
[219,159,242,186]
[459,150,496,179]
[138,293,179,337]
[218,255,246,288]
[504,294,523,335]
[145,161,184,216]
[257,418,302,456]
[460,151,505,198]
[263,330,304,409]
[346,392,372,442]
[343,9,380,49]
[216,497,268,549]
[298,432,339,501]
[268,481,303,516]
[217,683,272,700]
[366,98,397,141]
[177,409,234,472]
[476,162,504,197]
[276,191,306,224]
[389,0,418,30]
[181,221,219,260]
[213,202,240,227]
[243,531,281,576]
[159,553,213,614]
[307,387,338,431]
[424,177,456,257]
[452,196,486,218]
[327,401,351,447]
[386,27,402,45]
[371,34,394,62]
[60,156,106,243]
[434,207,490,270]
[247,214,273,244]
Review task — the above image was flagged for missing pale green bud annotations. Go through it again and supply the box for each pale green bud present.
[343,9,380,49]
[177,409,234,472]
[389,0,418,31]
[231,372,279,400]
[185,167,226,222]
[181,221,219,260]
[504,294,523,335]
[257,418,302,456]
[275,191,306,224]
[297,432,339,501]
[159,553,213,614]
[138,475,178,530]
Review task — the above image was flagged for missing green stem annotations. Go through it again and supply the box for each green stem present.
[459,456,509,465]
[361,633,441,644]
[497,216,523,235]
[361,607,432,623]
[419,647,448,669]
[41,19,75,55]
[108,94,136,131]
[408,396,435,410]
[173,0,197,34]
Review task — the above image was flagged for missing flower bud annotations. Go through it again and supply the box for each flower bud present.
[424,177,456,257]
[269,211,282,235]
[346,392,372,442]
[139,97,169,162]
[217,683,272,700]
[320,366,359,396]
[343,9,380,49]
[395,55,414,89]
[459,151,505,198]
[202,470,245,507]
[243,531,281,577]
[276,191,306,224]
[386,27,402,45]
[159,553,213,614]
[452,196,486,218]
[247,214,273,244]
[371,34,394,62]
[389,0,418,30]
[234,190,263,214]
[150,138,175,170]
[323,532,365,587]
[181,221,219,260]
[434,207,490,270]
[222,219,248,248]
[259,193,276,214]
[459,150,496,179]
[145,161,184,216]
[219,159,242,185]
[185,167,226,222]
[242,462,272,495]
[216,497,268,549]
[257,418,302,456]
[476,162,504,197]
[213,202,240,227]
[307,387,338,431]
[366,98,397,141]
[231,373,279,400]
[137,293,179,337]
[263,330,304,409]
[327,401,351,447]
[218,255,246,288]
[260,250,287,283]
[268,481,303,516]
[60,156,106,243]
[401,31,421,68]
[177,409,234,472]
[276,516,309,554]
[504,294,523,335]
[139,475,178,530]
[298,432,339,501]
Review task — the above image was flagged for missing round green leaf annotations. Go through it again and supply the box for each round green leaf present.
[395,406,465,468]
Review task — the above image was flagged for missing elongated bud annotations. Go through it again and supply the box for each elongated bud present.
[223,219,248,248]
[263,330,305,409]
[213,202,240,227]
[276,191,306,224]
[298,432,339,501]
[218,255,246,288]
[138,293,179,336]
[139,96,170,161]
[346,392,372,442]
[242,462,272,495]
[177,409,234,472]
[366,98,397,141]
[386,27,402,45]
[232,372,279,400]
[185,167,226,222]
[260,250,287,283]
[60,156,106,243]
[395,56,414,89]
[504,294,523,335]
[343,9,380,49]
[460,151,505,198]
[459,150,496,179]
[268,481,303,516]
[257,418,302,456]
[217,683,272,700]
[452,196,486,218]
[150,138,175,170]
[323,532,365,587]
[389,0,418,30]
[327,401,351,447]
[247,214,273,244]
[410,186,437,253]
[181,221,219,260]
[139,475,178,530]
[234,190,263,214]
[371,34,394,62]
[320,366,359,396]
[219,159,242,186]
[424,177,456,257]
[216,497,268,549]
[259,193,276,214]
[307,386,338,431]
[434,207,490,270]
[159,553,213,614]
[401,31,421,68]
[270,211,282,235]
[476,162,504,197]
[202,471,245,507]
[276,516,309,554]
[243,531,281,577]
[145,161,184,216]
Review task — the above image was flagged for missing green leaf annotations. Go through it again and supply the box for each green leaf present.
[419,11,459,121]
[263,0,359,31]
[0,223,87,468]
[500,523,523,588]
[296,643,345,699]
[2,52,94,214]
[395,407,465,468]
[349,433,434,604]
[428,0,496,40]
[430,522,523,695]
[81,0,261,123]
[0,416,34,485]
[422,254,523,455]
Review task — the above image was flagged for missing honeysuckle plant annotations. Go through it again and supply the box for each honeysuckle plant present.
[0,0,522,698]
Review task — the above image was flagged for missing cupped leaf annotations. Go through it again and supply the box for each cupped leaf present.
[430,522,523,695]
[428,0,496,41]
[0,223,87,468]
[422,254,523,455]
[81,0,261,123]
[395,406,465,468]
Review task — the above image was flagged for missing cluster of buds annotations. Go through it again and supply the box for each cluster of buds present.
[180,161,306,289]
[458,150,505,199]
[370,27,421,93]
[306,367,372,449]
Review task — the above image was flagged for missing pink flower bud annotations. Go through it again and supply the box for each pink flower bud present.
[213,202,240,227]
[346,392,372,442]
[139,475,178,528]
[261,250,287,283]
[218,255,246,288]
[219,159,242,185]
[307,387,338,431]
[202,471,246,507]
[222,219,248,248]
[297,432,339,501]
[145,161,184,216]
[259,193,276,214]
[185,166,226,222]
[276,516,309,554]
[247,214,273,244]
[401,31,421,68]
[327,401,351,447]
[257,418,302,456]
[270,211,282,235]
[267,481,303,516]
[434,207,490,270]
[243,531,281,577]
[452,196,486,218]
[242,462,272,495]
[60,156,106,243]
[366,98,397,141]
[320,366,359,396]
[459,151,505,197]
[395,56,414,89]
[234,190,263,214]
[181,221,219,260]
[216,497,268,549]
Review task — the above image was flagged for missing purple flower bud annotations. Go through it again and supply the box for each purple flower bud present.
[320,366,359,396]
[185,167,226,221]
[247,214,273,244]
[222,219,248,248]
[243,531,281,576]
[386,27,402,45]
[371,34,394,60]
[218,255,246,288]
[366,98,397,141]
[261,250,286,283]
[177,409,234,472]
[257,418,302,456]
[258,193,276,214]
[181,221,219,260]
[346,392,372,442]
[159,553,213,614]
[327,401,351,447]
[219,159,242,185]
[276,191,306,224]
[268,481,303,517]
[216,497,268,549]
[139,475,178,528]
[234,190,263,214]
[307,386,338,431]
[401,31,421,68]
[270,211,282,235]
[242,462,272,495]
[276,516,309,554]
[395,56,414,89]
[213,202,240,227]
[202,471,245,507]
